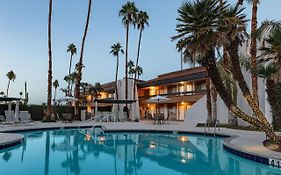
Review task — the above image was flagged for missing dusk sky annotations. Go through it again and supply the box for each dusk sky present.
[0,0,280,104]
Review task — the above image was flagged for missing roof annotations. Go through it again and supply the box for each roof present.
[0,97,21,101]
[101,79,146,93]
[99,66,207,92]
[138,66,207,88]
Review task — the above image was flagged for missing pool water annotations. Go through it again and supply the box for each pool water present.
[0,129,280,175]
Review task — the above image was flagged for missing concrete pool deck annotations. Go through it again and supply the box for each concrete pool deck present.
[0,121,280,167]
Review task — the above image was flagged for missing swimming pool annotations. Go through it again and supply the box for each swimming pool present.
[0,129,280,175]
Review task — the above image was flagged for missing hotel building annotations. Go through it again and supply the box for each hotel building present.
[86,66,208,121]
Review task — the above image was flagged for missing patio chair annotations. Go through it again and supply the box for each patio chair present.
[0,115,5,122]
[4,110,15,123]
[19,111,31,123]
[163,113,170,124]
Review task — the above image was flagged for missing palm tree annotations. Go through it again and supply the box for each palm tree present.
[69,72,77,96]
[128,60,135,78]
[74,0,92,120]
[135,11,149,77]
[6,70,16,97]
[67,43,77,95]
[133,10,149,100]
[257,24,281,130]
[237,0,260,105]
[119,1,138,107]
[135,66,143,79]
[46,0,53,120]
[53,79,59,102]
[172,0,281,144]
[110,42,124,110]
[249,0,260,105]
[60,88,68,97]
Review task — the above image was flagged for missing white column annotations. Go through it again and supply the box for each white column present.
[15,100,19,121]
[95,101,98,116]
[8,102,12,111]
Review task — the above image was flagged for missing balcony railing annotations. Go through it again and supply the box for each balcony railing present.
[138,89,206,99]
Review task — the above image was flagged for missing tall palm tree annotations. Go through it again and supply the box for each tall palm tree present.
[133,10,149,100]
[52,79,59,103]
[67,43,77,95]
[258,24,281,130]
[74,0,92,120]
[119,1,138,107]
[110,42,124,111]
[6,70,16,97]
[172,0,281,144]
[135,11,149,77]
[46,0,53,120]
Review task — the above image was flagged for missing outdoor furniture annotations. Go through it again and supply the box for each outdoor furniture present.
[4,110,15,123]
[0,115,5,122]
[163,113,170,124]
[154,113,164,124]
[19,111,31,123]
[62,113,72,122]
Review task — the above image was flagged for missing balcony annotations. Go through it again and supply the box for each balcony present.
[138,90,206,104]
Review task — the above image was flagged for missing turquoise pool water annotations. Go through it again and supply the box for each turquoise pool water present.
[0,129,280,175]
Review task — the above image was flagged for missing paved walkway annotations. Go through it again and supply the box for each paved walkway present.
[0,121,280,161]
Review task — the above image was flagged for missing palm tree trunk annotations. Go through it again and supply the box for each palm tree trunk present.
[250,0,259,105]
[116,55,120,111]
[74,0,92,120]
[227,39,271,128]
[125,23,129,108]
[202,49,281,145]
[266,80,281,130]
[6,80,10,97]
[54,88,57,102]
[206,78,212,125]
[211,83,218,124]
[181,49,183,70]
[133,29,143,101]
[46,0,53,120]
[67,54,73,96]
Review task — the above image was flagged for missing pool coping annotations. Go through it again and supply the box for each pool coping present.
[0,132,24,150]
[0,123,280,168]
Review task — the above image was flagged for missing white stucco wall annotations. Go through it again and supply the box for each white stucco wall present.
[112,78,140,120]
[185,72,272,127]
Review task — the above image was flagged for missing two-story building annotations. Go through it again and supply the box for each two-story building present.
[86,66,208,121]
[137,66,207,121]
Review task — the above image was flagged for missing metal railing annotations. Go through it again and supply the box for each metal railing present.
[139,90,206,99]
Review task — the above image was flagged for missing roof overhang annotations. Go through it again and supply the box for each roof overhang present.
[0,97,21,102]
[94,99,136,104]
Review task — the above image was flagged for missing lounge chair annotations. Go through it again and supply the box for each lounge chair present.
[4,110,16,123]
[19,111,31,123]
[0,115,5,123]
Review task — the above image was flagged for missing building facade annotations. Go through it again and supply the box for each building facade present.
[87,66,208,121]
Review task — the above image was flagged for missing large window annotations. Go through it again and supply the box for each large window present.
[168,85,177,94]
